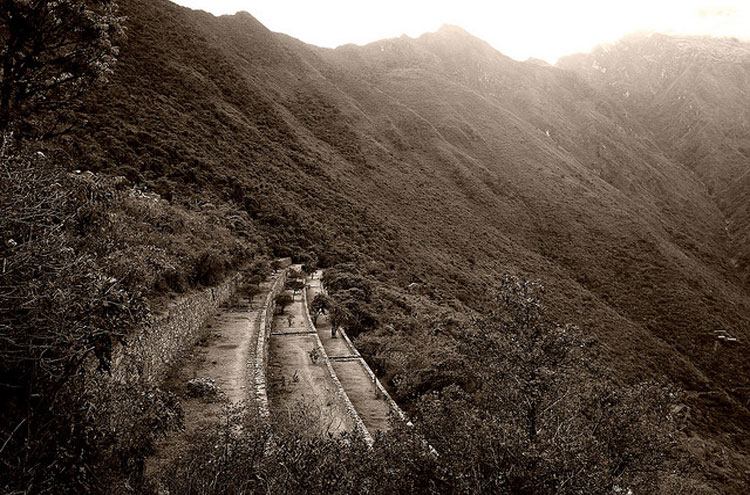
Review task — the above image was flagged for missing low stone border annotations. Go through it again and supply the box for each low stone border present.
[338,327,412,426]
[302,282,374,445]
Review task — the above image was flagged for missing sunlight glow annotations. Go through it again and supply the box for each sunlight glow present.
[172,0,750,63]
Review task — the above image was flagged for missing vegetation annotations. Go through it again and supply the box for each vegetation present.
[285,279,305,297]
[310,293,333,326]
[0,0,124,135]
[275,293,294,314]
[2,0,749,492]
[322,265,378,337]
[152,274,695,494]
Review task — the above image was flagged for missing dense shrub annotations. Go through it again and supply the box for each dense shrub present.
[195,251,231,286]
[154,406,441,495]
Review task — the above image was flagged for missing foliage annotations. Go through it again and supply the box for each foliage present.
[0,0,124,134]
[310,293,333,325]
[409,274,686,494]
[0,141,261,492]
[275,293,294,314]
[301,260,318,277]
[153,406,441,495]
[238,283,261,307]
[322,264,379,336]
[0,142,185,492]
[285,279,305,296]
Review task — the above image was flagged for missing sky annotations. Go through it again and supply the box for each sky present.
[172,0,750,63]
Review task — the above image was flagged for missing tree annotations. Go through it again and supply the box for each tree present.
[247,274,263,289]
[329,303,351,338]
[310,293,333,326]
[413,274,685,494]
[285,279,305,298]
[275,293,293,315]
[0,0,124,135]
[321,266,372,301]
[301,260,318,278]
[239,283,260,308]
[248,259,270,281]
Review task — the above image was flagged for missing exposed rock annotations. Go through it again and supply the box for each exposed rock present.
[187,377,221,399]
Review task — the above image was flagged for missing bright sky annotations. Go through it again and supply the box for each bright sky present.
[172,0,750,63]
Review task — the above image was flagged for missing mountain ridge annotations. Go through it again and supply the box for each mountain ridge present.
[63,1,750,489]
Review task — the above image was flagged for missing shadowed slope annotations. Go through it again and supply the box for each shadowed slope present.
[65,2,750,489]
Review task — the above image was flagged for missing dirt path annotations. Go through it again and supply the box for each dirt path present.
[146,277,272,476]
[267,273,355,438]
[307,273,393,435]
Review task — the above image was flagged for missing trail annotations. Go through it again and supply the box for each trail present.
[266,275,355,437]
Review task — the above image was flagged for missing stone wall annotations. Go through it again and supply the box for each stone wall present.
[107,273,242,385]
[252,269,288,419]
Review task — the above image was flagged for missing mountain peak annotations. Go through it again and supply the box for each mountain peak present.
[436,24,471,35]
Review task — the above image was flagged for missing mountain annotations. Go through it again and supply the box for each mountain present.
[62,0,750,489]
[559,33,750,284]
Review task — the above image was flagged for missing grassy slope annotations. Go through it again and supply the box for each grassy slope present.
[66,0,750,488]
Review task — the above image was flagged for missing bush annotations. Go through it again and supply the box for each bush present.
[195,251,231,286]
[0,142,172,492]
[275,293,294,314]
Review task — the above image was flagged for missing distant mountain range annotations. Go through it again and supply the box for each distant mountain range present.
[68,0,750,489]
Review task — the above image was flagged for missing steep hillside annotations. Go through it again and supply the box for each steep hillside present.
[559,33,750,285]
[60,1,750,489]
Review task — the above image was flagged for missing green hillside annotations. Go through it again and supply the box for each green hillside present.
[4,0,750,492]
[70,0,750,487]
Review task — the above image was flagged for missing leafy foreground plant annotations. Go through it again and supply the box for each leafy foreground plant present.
[0,141,182,493]
[152,406,443,495]
[0,0,124,136]
[409,276,686,494]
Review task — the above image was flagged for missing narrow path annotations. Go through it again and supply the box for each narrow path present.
[146,276,272,476]
[266,269,355,438]
[307,272,393,435]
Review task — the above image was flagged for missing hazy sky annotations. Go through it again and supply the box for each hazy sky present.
[172,0,750,63]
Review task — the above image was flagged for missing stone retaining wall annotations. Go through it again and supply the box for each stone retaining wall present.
[252,269,288,419]
[338,328,412,426]
[108,273,243,384]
